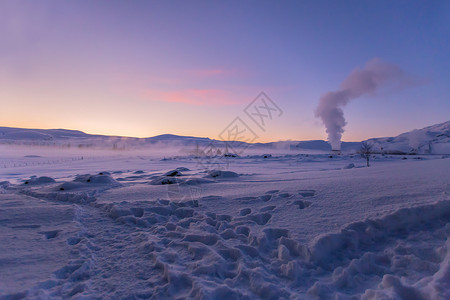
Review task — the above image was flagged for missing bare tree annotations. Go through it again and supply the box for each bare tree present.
[359,141,373,167]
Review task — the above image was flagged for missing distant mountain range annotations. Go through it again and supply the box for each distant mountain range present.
[1,121,449,154]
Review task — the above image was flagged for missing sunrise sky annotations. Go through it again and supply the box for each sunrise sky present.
[1,0,449,142]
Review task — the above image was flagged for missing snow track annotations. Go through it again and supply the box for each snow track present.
[14,197,449,299]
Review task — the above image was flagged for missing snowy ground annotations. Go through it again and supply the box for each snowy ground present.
[0,146,449,299]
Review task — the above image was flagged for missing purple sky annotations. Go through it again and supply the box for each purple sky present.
[1,0,449,142]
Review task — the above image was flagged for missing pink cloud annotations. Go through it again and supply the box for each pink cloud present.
[143,88,242,105]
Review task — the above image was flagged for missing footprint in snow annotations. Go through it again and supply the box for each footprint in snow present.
[240,208,252,216]
[278,192,291,198]
[246,213,272,225]
[41,230,61,239]
[298,190,316,197]
[293,200,312,209]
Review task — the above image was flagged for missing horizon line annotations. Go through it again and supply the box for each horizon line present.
[1,121,446,144]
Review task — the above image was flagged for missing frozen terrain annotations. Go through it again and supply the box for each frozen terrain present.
[2,120,449,155]
[366,121,450,155]
[0,122,449,299]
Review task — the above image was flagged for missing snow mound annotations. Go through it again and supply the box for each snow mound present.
[73,174,119,186]
[19,174,121,204]
[150,176,183,185]
[164,169,183,177]
[306,200,450,299]
[204,170,239,179]
[309,200,450,266]
[23,176,56,185]
[86,174,118,185]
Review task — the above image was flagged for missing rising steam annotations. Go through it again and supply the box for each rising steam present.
[315,58,405,150]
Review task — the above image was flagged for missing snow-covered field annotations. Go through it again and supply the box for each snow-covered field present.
[0,145,449,299]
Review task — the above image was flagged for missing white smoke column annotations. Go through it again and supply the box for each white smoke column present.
[315,58,404,150]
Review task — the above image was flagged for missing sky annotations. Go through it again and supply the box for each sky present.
[1,0,449,142]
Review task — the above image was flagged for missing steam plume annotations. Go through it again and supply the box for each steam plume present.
[315,58,404,150]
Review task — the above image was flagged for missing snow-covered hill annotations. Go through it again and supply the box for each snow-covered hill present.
[366,121,450,155]
[0,127,90,140]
